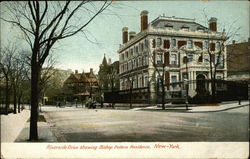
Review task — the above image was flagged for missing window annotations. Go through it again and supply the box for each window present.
[138,75,143,88]
[204,55,209,62]
[128,61,132,70]
[122,54,124,60]
[215,54,222,65]
[156,38,162,47]
[171,39,176,47]
[210,43,215,51]
[171,75,177,83]
[183,56,188,64]
[139,43,144,52]
[129,48,133,57]
[198,55,203,62]
[163,40,170,49]
[187,40,193,49]
[216,42,220,50]
[133,59,136,69]
[165,24,173,29]
[203,41,208,50]
[144,54,148,65]
[197,27,204,32]
[152,39,156,48]
[156,54,163,64]
[144,39,148,49]
[144,75,148,87]
[125,51,128,58]
[135,46,139,54]
[170,53,177,65]
[187,54,193,62]
[181,25,189,31]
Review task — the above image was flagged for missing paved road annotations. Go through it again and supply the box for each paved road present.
[44,106,249,142]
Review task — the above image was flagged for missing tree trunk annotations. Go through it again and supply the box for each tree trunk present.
[18,93,22,113]
[13,86,17,114]
[5,78,10,115]
[29,62,40,141]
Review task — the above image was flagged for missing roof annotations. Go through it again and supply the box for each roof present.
[151,16,208,31]
[64,71,97,84]
[102,55,108,66]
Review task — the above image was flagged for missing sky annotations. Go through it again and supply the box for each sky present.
[1,1,249,74]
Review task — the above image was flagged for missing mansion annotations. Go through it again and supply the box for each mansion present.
[118,10,227,102]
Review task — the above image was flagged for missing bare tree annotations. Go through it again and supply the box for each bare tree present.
[1,1,111,140]
[202,11,240,102]
[148,45,167,110]
[0,44,16,114]
[9,52,27,114]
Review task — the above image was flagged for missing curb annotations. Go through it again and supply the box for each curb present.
[187,104,249,113]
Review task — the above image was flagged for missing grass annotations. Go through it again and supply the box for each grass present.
[27,115,46,122]
[139,109,188,112]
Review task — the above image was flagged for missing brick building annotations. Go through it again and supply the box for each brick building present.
[118,10,227,103]
[226,40,249,81]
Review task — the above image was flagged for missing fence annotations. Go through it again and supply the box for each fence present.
[104,80,248,104]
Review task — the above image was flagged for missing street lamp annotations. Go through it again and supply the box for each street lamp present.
[184,79,189,110]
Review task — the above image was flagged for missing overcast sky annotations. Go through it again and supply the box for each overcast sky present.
[1,1,249,74]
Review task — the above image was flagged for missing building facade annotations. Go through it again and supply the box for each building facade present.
[118,10,227,102]
[98,55,120,92]
[226,40,249,81]
[62,68,98,104]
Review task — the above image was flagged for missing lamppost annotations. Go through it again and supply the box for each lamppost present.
[184,79,189,110]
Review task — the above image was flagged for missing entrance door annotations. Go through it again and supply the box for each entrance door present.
[196,74,206,94]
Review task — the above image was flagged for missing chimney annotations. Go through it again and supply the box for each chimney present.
[75,70,78,74]
[129,31,136,40]
[90,68,93,73]
[140,10,149,32]
[122,27,128,44]
[208,17,217,32]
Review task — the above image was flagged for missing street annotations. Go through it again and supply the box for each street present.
[44,105,249,142]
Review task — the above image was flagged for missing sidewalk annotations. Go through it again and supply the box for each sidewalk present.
[135,100,249,113]
[15,112,57,142]
[188,100,249,113]
[1,110,30,142]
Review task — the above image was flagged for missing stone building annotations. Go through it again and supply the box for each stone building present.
[118,10,227,103]
[98,54,119,92]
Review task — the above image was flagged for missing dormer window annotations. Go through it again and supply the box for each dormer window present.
[197,26,204,32]
[181,25,189,31]
[165,23,173,29]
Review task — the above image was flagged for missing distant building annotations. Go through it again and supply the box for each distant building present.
[118,10,227,102]
[98,54,119,92]
[226,40,249,81]
[62,68,98,104]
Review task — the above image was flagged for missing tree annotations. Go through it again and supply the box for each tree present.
[202,11,240,102]
[2,1,111,140]
[9,52,28,113]
[149,47,167,110]
[0,44,16,114]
